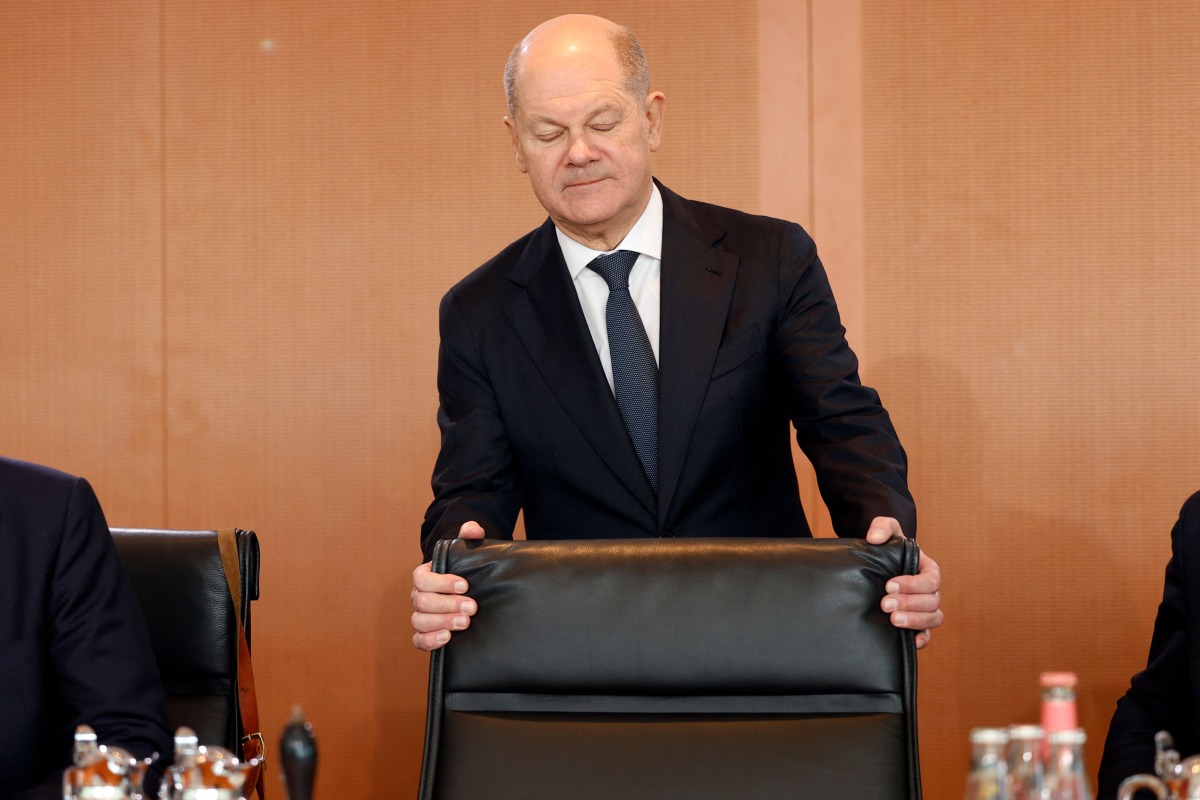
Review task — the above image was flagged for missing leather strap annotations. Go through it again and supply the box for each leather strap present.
[217,528,266,800]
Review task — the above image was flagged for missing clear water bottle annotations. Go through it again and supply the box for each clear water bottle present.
[965,727,1011,800]
[1007,724,1045,800]
[1044,728,1093,800]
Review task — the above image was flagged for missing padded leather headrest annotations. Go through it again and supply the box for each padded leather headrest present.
[435,537,918,696]
[111,529,236,681]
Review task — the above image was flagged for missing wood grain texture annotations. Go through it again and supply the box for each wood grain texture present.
[6,1,1195,796]
[862,1,1200,795]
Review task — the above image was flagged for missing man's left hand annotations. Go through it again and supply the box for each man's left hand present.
[866,516,943,650]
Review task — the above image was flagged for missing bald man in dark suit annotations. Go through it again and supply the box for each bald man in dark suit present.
[0,456,170,799]
[410,14,944,653]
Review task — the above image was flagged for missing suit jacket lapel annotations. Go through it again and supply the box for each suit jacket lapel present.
[503,220,658,516]
[657,185,739,526]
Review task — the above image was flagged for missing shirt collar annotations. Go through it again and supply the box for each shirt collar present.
[557,183,664,280]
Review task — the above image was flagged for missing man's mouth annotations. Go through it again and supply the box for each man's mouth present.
[565,177,606,189]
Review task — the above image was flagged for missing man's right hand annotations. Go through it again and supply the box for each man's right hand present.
[411,520,485,651]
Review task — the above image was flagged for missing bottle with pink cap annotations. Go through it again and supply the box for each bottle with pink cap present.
[1040,672,1078,760]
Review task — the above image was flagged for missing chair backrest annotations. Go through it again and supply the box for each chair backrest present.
[419,537,922,800]
[110,528,260,751]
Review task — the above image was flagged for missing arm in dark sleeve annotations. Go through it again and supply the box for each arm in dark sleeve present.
[775,225,916,538]
[420,289,523,559]
[21,477,171,798]
[1097,492,1200,799]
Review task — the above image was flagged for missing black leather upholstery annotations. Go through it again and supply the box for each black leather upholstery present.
[110,528,259,751]
[419,537,922,800]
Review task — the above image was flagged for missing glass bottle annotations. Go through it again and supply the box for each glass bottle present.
[1040,672,1078,760]
[1153,730,1180,783]
[1044,728,1093,800]
[63,724,154,800]
[965,727,1011,800]
[1007,724,1046,800]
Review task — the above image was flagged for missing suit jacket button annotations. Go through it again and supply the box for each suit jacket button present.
[660,530,676,538]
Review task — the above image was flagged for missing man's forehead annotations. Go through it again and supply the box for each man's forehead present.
[519,52,623,91]
[515,32,624,93]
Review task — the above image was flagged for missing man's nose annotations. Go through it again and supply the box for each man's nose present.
[565,132,598,165]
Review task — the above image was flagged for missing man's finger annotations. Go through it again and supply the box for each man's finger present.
[413,629,452,652]
[889,609,943,632]
[881,591,940,614]
[412,610,472,634]
[865,516,903,544]
[885,575,939,596]
[412,564,470,595]
[458,521,486,538]
[885,554,941,596]
[412,588,477,614]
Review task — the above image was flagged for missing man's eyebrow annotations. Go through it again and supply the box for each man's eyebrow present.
[525,114,565,128]
[525,103,623,129]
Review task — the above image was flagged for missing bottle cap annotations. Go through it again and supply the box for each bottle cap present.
[970,727,1010,745]
[1008,724,1045,739]
[1047,728,1087,745]
[1040,671,1078,688]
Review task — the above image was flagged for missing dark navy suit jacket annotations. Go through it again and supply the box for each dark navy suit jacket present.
[1098,491,1200,799]
[0,457,170,798]
[421,182,914,558]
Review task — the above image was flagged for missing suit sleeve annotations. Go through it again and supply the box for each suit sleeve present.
[774,224,917,539]
[22,477,172,797]
[1096,492,1200,799]
[420,288,523,559]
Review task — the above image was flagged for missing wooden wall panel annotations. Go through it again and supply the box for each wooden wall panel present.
[759,0,825,536]
[28,1,1198,796]
[862,1,1200,795]
[809,1,869,538]
[0,2,164,521]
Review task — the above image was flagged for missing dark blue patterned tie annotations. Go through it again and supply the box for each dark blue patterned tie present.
[587,250,658,493]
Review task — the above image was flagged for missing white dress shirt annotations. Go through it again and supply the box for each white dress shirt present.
[556,183,663,394]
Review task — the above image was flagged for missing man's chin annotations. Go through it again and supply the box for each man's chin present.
[556,200,620,229]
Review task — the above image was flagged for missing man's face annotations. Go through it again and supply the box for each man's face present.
[505,41,664,249]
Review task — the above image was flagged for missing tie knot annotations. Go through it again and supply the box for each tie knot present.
[586,250,639,290]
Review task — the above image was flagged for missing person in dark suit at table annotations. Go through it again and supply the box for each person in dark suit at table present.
[1098,491,1200,799]
[409,14,943,651]
[0,456,171,799]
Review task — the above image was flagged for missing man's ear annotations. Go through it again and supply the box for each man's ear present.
[644,92,666,152]
[503,115,529,173]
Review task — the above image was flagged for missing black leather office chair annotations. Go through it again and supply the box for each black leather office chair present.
[110,527,260,752]
[418,537,922,800]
